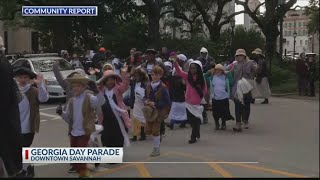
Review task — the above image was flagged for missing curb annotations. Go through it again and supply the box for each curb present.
[271,93,296,97]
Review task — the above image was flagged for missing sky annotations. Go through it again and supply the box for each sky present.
[235,0,310,24]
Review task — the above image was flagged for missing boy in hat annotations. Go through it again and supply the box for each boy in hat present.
[144,65,171,157]
[56,74,105,178]
[14,67,49,177]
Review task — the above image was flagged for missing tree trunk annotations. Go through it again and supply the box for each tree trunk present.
[147,12,161,49]
[264,27,279,75]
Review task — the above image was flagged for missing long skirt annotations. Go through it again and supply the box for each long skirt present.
[256,77,271,99]
[212,98,234,121]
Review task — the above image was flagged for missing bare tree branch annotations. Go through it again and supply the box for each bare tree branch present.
[160,10,174,17]
[253,2,265,14]
[219,10,246,27]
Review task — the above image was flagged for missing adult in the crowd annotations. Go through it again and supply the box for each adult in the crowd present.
[306,55,316,97]
[231,49,257,132]
[70,54,84,69]
[252,48,271,104]
[160,47,169,62]
[197,47,215,73]
[126,48,136,64]
[82,50,94,74]
[127,51,143,68]
[140,49,167,79]
[0,37,23,177]
[93,47,107,68]
[295,53,308,96]
[61,50,70,61]
[176,54,192,72]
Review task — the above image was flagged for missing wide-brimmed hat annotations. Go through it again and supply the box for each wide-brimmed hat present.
[96,70,122,85]
[66,74,90,85]
[145,49,157,55]
[252,48,265,57]
[14,67,37,79]
[67,68,86,78]
[213,64,225,74]
[235,49,247,57]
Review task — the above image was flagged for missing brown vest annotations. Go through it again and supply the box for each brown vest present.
[145,83,170,120]
[25,87,40,133]
[68,93,96,135]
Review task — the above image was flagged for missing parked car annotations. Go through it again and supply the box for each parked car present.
[12,53,75,99]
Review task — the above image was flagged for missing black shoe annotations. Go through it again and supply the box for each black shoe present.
[68,167,77,173]
[139,136,146,141]
[233,127,242,132]
[27,165,35,177]
[130,136,137,142]
[188,139,197,144]
[179,123,186,128]
[261,99,269,104]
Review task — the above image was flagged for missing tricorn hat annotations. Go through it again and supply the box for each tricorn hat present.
[14,67,37,79]
[96,70,122,85]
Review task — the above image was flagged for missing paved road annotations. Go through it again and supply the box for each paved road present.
[32,97,319,178]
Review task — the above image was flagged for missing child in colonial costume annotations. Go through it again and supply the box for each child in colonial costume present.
[14,67,49,177]
[173,60,207,144]
[127,67,149,141]
[207,64,234,130]
[96,66,131,148]
[143,66,171,157]
[168,67,187,130]
[57,74,105,178]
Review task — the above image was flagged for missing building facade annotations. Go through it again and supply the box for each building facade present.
[0,21,40,55]
[281,10,311,55]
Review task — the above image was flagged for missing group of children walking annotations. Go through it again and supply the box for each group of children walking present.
[12,47,258,178]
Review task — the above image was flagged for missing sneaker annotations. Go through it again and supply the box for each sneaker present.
[27,165,35,177]
[150,147,160,157]
[68,167,77,173]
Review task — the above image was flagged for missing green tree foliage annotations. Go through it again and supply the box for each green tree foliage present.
[306,0,319,34]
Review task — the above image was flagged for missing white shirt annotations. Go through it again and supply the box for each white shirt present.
[62,91,105,136]
[133,82,146,123]
[19,82,49,134]
[151,81,161,89]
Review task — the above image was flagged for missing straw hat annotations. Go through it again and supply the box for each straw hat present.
[252,48,265,57]
[102,63,114,72]
[213,64,225,74]
[235,49,247,57]
[96,70,122,85]
[66,74,90,85]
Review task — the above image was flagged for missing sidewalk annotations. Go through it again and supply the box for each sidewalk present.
[272,92,319,101]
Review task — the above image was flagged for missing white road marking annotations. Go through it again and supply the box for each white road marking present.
[40,107,58,111]
[40,112,60,119]
[40,120,48,122]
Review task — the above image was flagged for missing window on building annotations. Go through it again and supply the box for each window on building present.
[284,22,287,28]
[298,30,302,36]
[305,40,308,45]
[287,41,289,45]
[289,22,292,27]
[300,40,303,46]
[298,22,301,27]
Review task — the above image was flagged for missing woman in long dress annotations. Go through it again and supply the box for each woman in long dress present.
[96,66,131,147]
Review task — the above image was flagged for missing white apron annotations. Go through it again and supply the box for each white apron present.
[168,102,187,121]
[185,103,204,123]
[132,85,146,123]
